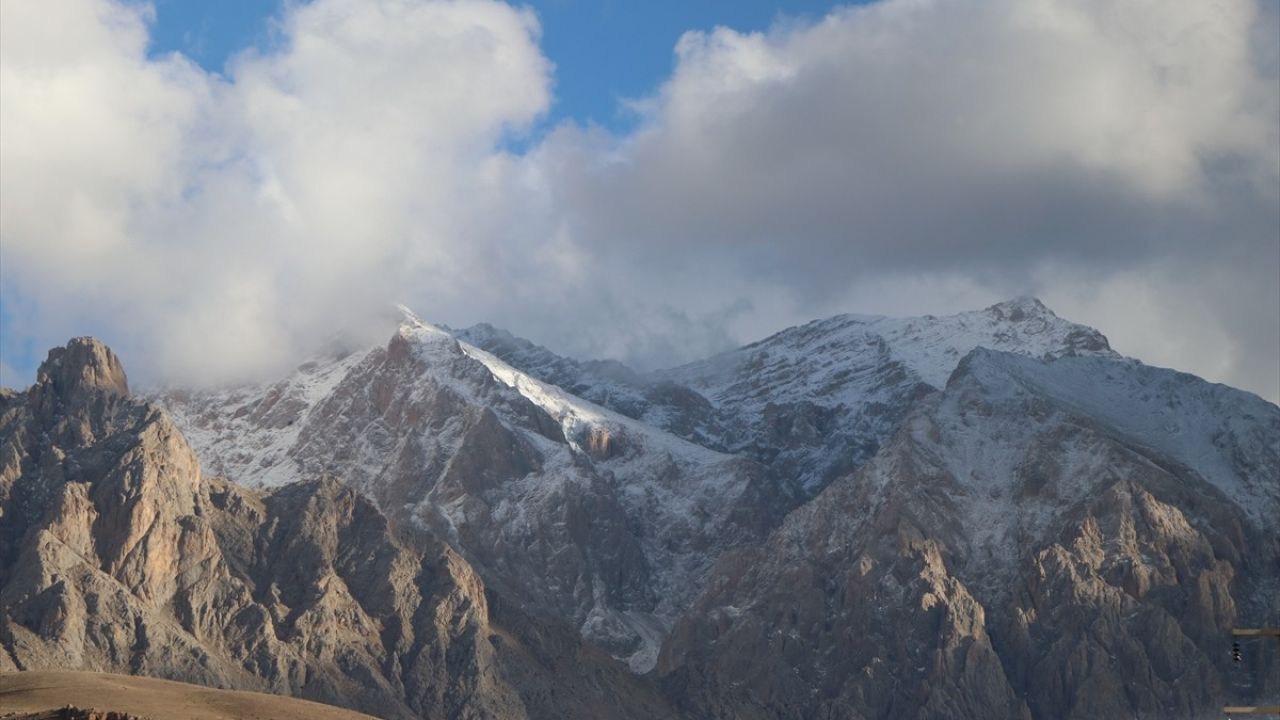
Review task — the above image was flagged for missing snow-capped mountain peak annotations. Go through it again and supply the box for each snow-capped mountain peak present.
[160,308,777,673]
[153,298,1273,703]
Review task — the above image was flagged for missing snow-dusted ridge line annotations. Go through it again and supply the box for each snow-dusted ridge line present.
[153,297,1275,682]
[457,340,733,465]
[664,296,1114,397]
[157,345,374,489]
[957,347,1280,530]
[450,339,760,673]
[198,309,751,673]
[396,305,739,466]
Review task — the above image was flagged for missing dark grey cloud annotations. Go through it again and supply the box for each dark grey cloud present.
[529,0,1280,397]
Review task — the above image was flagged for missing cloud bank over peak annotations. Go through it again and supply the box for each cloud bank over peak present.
[1,0,1277,400]
[2,0,551,383]
[546,0,1274,280]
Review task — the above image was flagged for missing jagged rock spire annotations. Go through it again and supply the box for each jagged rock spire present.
[36,337,129,399]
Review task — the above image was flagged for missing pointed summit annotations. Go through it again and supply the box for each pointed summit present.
[975,297,1111,354]
[982,296,1051,322]
[36,337,129,400]
[394,302,423,326]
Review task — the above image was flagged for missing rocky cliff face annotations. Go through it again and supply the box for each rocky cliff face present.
[656,349,1279,719]
[658,297,1115,500]
[464,299,1115,507]
[161,301,1116,673]
[160,294,1280,702]
[0,339,675,720]
[162,312,782,672]
[453,323,728,450]
[28,296,1270,720]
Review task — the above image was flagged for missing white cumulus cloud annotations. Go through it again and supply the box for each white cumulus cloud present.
[2,0,551,384]
[531,0,1280,398]
[1,0,1277,401]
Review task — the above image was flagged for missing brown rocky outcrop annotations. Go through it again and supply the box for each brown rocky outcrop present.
[14,299,1266,720]
[0,339,675,720]
[161,319,780,672]
[657,349,1279,720]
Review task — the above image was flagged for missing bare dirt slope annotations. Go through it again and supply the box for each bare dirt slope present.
[0,670,377,720]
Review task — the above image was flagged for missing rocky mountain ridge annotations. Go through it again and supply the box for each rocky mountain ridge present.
[160,299,1109,672]
[462,297,1115,503]
[3,297,1276,719]
[657,347,1279,719]
[162,311,781,672]
[0,338,675,719]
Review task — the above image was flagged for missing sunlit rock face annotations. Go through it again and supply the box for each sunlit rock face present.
[657,349,1279,720]
[130,298,1280,718]
[160,314,781,672]
[0,339,677,720]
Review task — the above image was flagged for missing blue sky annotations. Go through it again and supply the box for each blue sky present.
[148,0,850,132]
